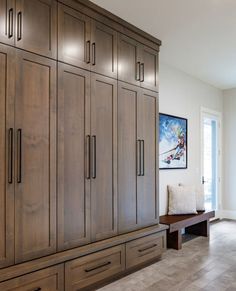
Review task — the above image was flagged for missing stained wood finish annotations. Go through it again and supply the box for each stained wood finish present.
[91,73,117,241]
[0,44,15,269]
[57,63,91,251]
[0,0,15,45]
[15,0,57,58]
[118,34,141,86]
[65,245,125,290]
[118,82,139,233]
[137,89,158,227]
[58,3,91,69]
[126,231,166,269]
[91,20,117,78]
[0,264,64,290]
[14,50,57,263]
[140,45,159,91]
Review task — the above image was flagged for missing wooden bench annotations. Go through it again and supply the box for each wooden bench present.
[160,211,215,250]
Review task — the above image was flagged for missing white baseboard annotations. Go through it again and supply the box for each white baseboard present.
[219,210,236,220]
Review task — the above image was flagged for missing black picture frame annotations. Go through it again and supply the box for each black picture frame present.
[159,113,188,170]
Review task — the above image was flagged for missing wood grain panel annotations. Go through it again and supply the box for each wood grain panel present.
[16,0,57,58]
[14,50,57,263]
[58,3,91,69]
[57,62,91,251]
[137,89,158,226]
[91,73,117,241]
[0,44,14,269]
[118,82,140,233]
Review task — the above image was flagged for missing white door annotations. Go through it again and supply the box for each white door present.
[201,108,222,217]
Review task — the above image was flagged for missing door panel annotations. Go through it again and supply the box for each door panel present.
[118,82,139,233]
[91,20,117,78]
[58,3,91,70]
[0,44,15,268]
[118,34,141,86]
[141,46,159,91]
[137,89,158,226]
[16,0,57,58]
[0,0,15,45]
[91,74,117,241]
[58,63,91,251]
[15,51,56,263]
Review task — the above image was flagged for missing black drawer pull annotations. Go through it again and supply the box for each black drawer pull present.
[140,63,145,82]
[136,62,141,81]
[92,42,96,65]
[17,11,22,41]
[85,261,111,273]
[34,288,41,291]
[8,128,13,184]
[86,40,91,63]
[8,8,14,38]
[138,244,157,253]
[17,129,22,183]
[86,135,91,179]
[92,135,96,179]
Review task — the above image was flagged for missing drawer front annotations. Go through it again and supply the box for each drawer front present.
[0,264,64,290]
[126,231,166,269]
[65,245,125,290]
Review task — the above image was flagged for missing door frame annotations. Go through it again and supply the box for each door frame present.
[200,107,222,219]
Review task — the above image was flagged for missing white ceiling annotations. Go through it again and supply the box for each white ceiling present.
[91,0,236,90]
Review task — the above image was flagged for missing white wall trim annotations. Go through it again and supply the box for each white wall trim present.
[220,210,236,220]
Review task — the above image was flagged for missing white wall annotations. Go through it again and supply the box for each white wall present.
[222,89,236,219]
[159,63,223,215]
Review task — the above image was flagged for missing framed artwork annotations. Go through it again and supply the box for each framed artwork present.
[159,113,188,169]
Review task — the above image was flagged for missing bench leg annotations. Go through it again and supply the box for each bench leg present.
[185,220,209,237]
[167,230,182,250]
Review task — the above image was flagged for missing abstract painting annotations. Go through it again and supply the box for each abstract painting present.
[159,113,188,169]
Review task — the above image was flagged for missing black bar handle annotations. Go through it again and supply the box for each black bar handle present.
[17,11,22,41]
[8,8,13,38]
[8,128,13,184]
[34,288,42,291]
[138,244,157,253]
[86,135,91,179]
[92,135,96,179]
[136,62,141,81]
[137,140,141,176]
[140,63,145,82]
[17,129,22,183]
[141,140,145,176]
[85,261,111,273]
[92,42,96,65]
[86,40,90,63]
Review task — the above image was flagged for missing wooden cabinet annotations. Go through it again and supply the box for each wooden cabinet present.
[118,82,158,233]
[0,44,15,269]
[14,51,57,263]
[58,4,117,78]
[0,0,15,45]
[91,74,117,241]
[0,264,64,290]
[118,34,159,91]
[15,0,57,58]
[57,63,91,251]
[65,245,125,290]
[126,232,166,269]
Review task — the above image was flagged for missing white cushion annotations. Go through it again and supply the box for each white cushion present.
[168,185,198,215]
[179,184,205,211]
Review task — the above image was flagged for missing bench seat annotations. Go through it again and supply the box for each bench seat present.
[160,211,215,250]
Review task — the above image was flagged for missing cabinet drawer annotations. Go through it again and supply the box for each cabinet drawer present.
[65,245,125,290]
[126,231,166,269]
[0,264,64,290]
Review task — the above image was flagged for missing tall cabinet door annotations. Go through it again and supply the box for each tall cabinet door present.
[140,45,159,92]
[58,3,91,70]
[0,0,15,45]
[57,63,91,251]
[118,34,141,86]
[91,20,117,78]
[137,89,158,226]
[118,82,140,233]
[0,44,15,268]
[15,0,57,58]
[91,74,117,241]
[14,51,57,263]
